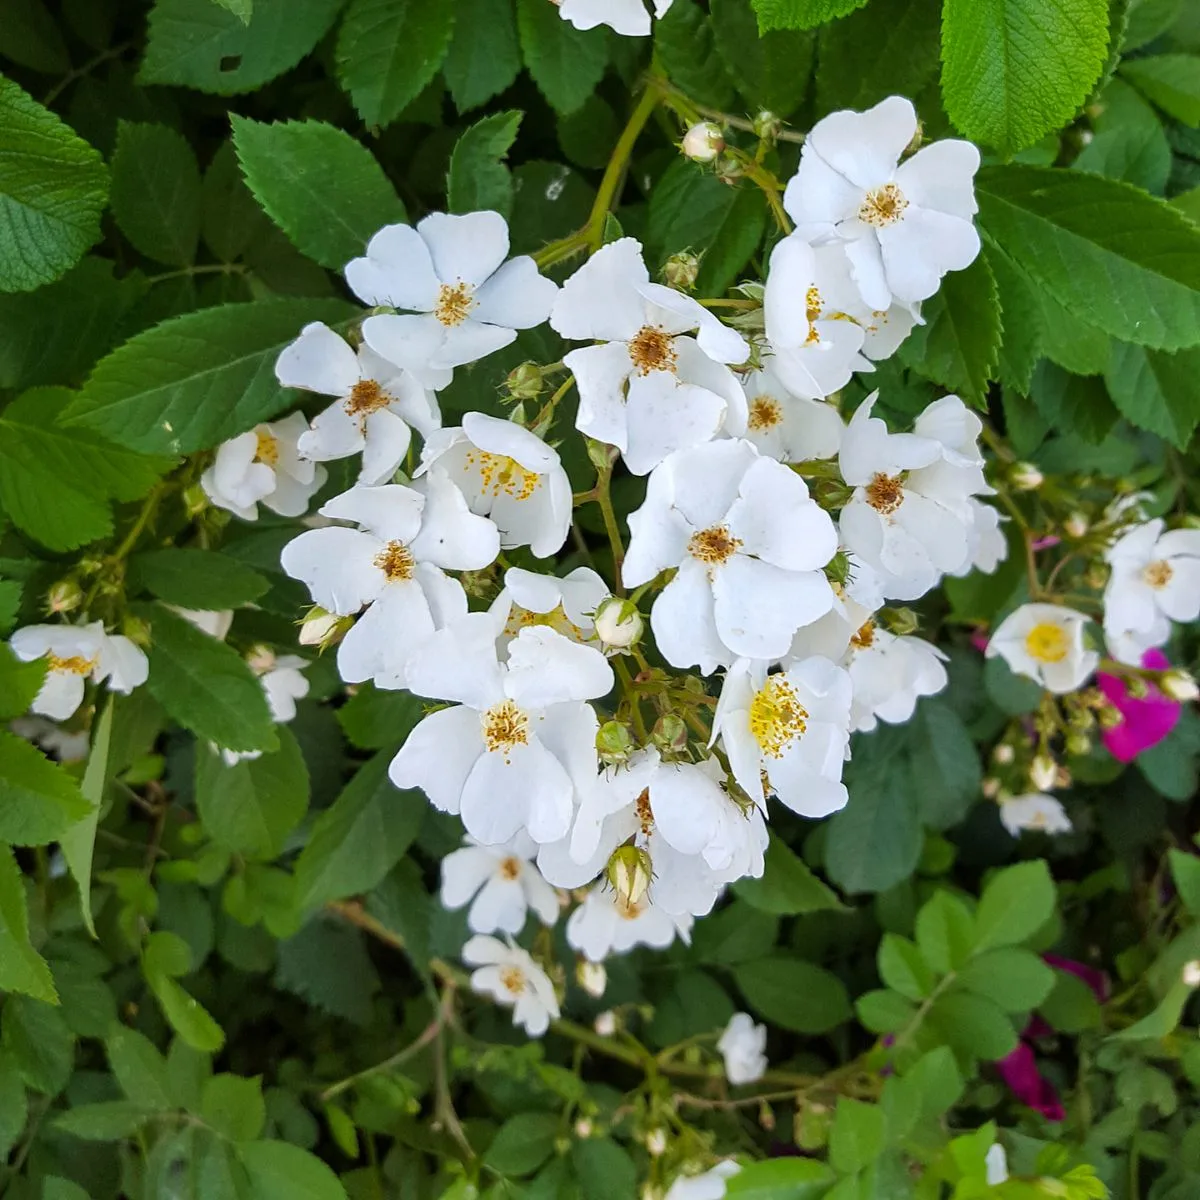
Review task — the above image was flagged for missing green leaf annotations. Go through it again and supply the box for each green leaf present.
[1074,79,1171,194]
[130,548,269,610]
[711,0,813,118]
[336,0,455,128]
[926,991,1020,1060]
[725,1159,836,1198]
[0,0,69,73]
[0,731,91,846]
[0,74,108,293]
[107,1025,175,1111]
[906,699,984,830]
[517,0,610,116]
[1,995,73,1093]
[830,1097,886,1175]
[750,0,868,32]
[1122,54,1200,125]
[140,0,345,95]
[1104,342,1200,448]
[898,254,1001,404]
[447,111,523,220]
[444,0,522,112]
[66,296,354,456]
[983,652,1045,715]
[898,1046,964,1120]
[195,729,309,860]
[855,988,918,1033]
[142,603,278,754]
[295,750,424,909]
[485,1112,559,1178]
[915,890,976,975]
[0,842,56,1002]
[60,697,111,937]
[43,1180,90,1200]
[336,682,424,750]
[655,0,737,111]
[231,116,407,271]
[1170,849,1200,916]
[1110,979,1192,1041]
[54,1100,155,1141]
[1029,360,1120,445]
[0,643,47,720]
[878,933,936,1001]
[0,1059,26,1160]
[1038,966,1102,1032]
[976,164,1200,352]
[202,1074,266,1140]
[151,974,226,1052]
[202,140,264,264]
[110,122,202,267]
[571,1138,638,1200]
[733,955,852,1033]
[733,833,844,915]
[276,917,381,1024]
[691,902,780,966]
[955,947,1057,1011]
[238,1139,348,1200]
[0,581,19,638]
[974,859,1056,950]
[212,0,253,21]
[941,0,1110,155]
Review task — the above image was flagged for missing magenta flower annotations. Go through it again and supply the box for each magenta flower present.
[1097,649,1181,763]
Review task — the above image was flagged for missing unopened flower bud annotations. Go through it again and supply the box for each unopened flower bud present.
[651,712,688,754]
[596,719,634,764]
[982,777,1000,799]
[645,1127,667,1157]
[992,743,1014,765]
[752,110,781,141]
[1030,754,1056,792]
[1065,732,1091,756]
[574,1118,593,1139]
[883,607,919,636]
[1097,703,1123,730]
[593,596,643,651]
[663,250,701,292]
[1010,462,1044,491]
[506,361,544,401]
[246,644,276,675]
[1064,512,1089,539]
[714,151,745,182]
[1183,960,1200,988]
[681,122,723,163]
[607,845,652,908]
[298,607,350,650]
[182,483,209,518]
[594,1010,617,1037]
[824,550,852,587]
[122,614,152,647]
[45,579,83,615]
[1126,676,1150,700]
[1162,670,1199,703]
[586,438,619,471]
[576,959,607,998]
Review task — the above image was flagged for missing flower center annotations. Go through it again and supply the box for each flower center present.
[858,183,908,227]
[850,619,876,650]
[254,429,279,466]
[634,788,654,837]
[748,396,783,431]
[435,281,475,327]
[345,378,390,416]
[373,540,416,582]
[498,856,522,881]
[687,525,742,566]
[503,603,586,643]
[1024,622,1069,664]
[1143,559,1173,589]
[482,699,530,760]
[499,965,526,995]
[628,325,677,376]
[466,450,539,501]
[615,895,644,920]
[805,285,823,344]
[866,472,905,515]
[748,675,809,758]
[47,653,95,676]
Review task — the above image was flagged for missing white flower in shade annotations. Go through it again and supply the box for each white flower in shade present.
[624,439,839,672]
[276,322,443,487]
[280,479,499,689]
[987,604,1098,694]
[952,498,1007,577]
[999,793,1072,837]
[201,413,325,521]
[349,212,557,372]
[838,394,986,601]
[763,234,868,401]
[713,657,852,818]
[490,566,607,649]
[249,648,310,723]
[462,935,560,1037]
[566,885,692,962]
[986,1144,1009,1186]
[717,1012,768,1085]
[419,412,572,557]
[1104,519,1200,651]
[787,558,885,664]
[168,608,233,640]
[557,0,674,38]
[783,95,981,311]
[843,621,948,733]
[441,832,559,935]
[740,357,844,464]
[9,622,148,721]
[9,718,90,763]
[1105,616,1172,668]
[550,238,749,476]
[390,616,614,846]
[664,1162,742,1200]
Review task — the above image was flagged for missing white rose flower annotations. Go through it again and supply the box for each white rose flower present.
[566,885,692,962]
[441,832,560,935]
[1105,614,1172,668]
[783,95,981,310]
[952,498,1007,577]
[999,793,1072,837]
[167,608,234,640]
[281,478,497,689]
[219,649,311,767]
[987,603,1098,694]
[717,1012,768,1085]
[713,656,853,818]
[1104,519,1200,655]
[10,622,148,721]
[276,322,443,487]
[9,718,91,763]
[664,1162,741,1200]
[390,616,613,846]
[624,439,839,672]
[740,357,844,464]
[489,566,608,649]
[787,558,884,663]
[557,0,674,37]
[844,621,948,732]
[419,412,572,557]
[550,238,749,476]
[350,212,557,372]
[462,935,560,1037]
[201,412,325,521]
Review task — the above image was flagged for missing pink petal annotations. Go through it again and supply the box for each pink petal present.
[995,1042,1065,1121]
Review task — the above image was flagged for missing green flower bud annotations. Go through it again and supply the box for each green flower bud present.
[505,361,545,401]
[606,845,652,907]
[651,712,688,753]
[663,251,700,292]
[45,578,83,615]
[596,719,634,764]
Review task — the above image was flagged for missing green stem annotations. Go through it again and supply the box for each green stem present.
[594,465,627,592]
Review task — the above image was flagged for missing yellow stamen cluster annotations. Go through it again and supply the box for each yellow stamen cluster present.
[254,429,279,466]
[1024,622,1069,664]
[866,472,905,515]
[345,378,390,416]
[47,653,95,676]
[482,699,530,761]
[748,675,809,758]
[748,396,783,431]
[850,620,876,650]
[628,325,677,375]
[435,281,474,327]
[373,540,416,582]
[499,857,522,881]
[1143,559,1174,589]
[687,525,741,566]
[467,451,540,501]
[499,965,527,995]
[858,183,908,227]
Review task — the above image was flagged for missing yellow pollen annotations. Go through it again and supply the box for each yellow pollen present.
[851,620,876,650]
[499,965,526,995]
[503,603,586,643]
[1024,622,1069,665]
[866,472,905,516]
[47,653,95,676]
[254,429,279,466]
[634,788,654,837]
[345,378,390,416]
[749,675,809,758]
[1143,559,1173,589]
[858,183,908,227]
[482,699,530,761]
[628,325,677,376]
[498,856,521,881]
[748,396,783,431]
[615,895,644,920]
[435,280,474,327]
[373,540,415,582]
[466,450,539,501]
[687,525,742,566]
[805,285,823,324]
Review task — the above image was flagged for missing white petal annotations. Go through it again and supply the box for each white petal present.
[434,319,517,369]
[623,372,726,477]
[275,322,361,396]
[418,210,510,288]
[638,282,748,364]
[662,437,759,532]
[472,256,558,329]
[336,581,434,685]
[809,96,916,192]
[389,705,482,814]
[468,876,529,935]
[713,556,835,660]
[464,411,559,475]
[783,145,864,230]
[505,628,614,707]
[895,140,980,220]
[549,237,650,342]
[360,313,449,377]
[32,672,86,721]
[95,636,148,693]
[319,483,425,544]
[765,235,817,349]
[725,457,838,570]
[567,343,633,452]
[441,846,495,909]
[298,400,366,465]
[280,528,384,614]
[651,561,730,673]
[558,0,651,35]
[877,208,981,304]
[359,408,413,486]
[345,222,440,310]
[461,738,574,845]
[410,471,501,570]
